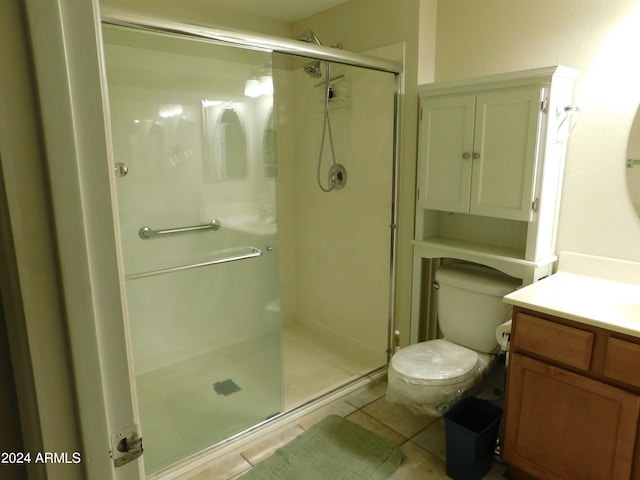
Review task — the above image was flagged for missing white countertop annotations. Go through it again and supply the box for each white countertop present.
[504,252,640,336]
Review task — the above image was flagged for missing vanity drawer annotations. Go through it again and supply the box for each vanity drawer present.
[603,337,640,388]
[514,313,595,370]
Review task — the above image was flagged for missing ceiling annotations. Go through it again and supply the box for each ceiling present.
[205,0,352,22]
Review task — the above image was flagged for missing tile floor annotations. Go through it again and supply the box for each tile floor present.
[177,377,508,480]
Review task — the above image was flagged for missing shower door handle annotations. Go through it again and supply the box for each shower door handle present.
[125,247,264,280]
[138,219,221,239]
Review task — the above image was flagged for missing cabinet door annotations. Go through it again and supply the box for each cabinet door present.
[418,95,475,212]
[470,87,544,221]
[504,353,640,480]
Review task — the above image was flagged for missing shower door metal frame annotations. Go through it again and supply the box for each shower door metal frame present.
[101,9,404,364]
[101,9,402,75]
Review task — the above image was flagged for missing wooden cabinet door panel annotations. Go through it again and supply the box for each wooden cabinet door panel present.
[504,353,640,480]
[604,337,640,389]
[471,87,543,221]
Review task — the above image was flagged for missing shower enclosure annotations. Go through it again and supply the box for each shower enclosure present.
[102,14,400,476]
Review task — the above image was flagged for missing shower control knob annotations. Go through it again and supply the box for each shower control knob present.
[114,162,129,177]
[462,152,471,159]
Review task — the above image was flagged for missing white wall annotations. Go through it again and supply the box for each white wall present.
[102,0,291,37]
[433,0,640,262]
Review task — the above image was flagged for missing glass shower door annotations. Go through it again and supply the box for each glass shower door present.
[103,25,282,474]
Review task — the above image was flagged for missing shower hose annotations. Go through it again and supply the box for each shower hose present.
[316,62,339,192]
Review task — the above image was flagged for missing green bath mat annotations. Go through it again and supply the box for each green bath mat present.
[239,415,402,480]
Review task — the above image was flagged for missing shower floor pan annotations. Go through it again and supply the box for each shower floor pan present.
[136,325,385,474]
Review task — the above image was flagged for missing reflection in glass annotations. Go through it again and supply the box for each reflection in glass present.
[204,106,248,180]
[264,109,276,177]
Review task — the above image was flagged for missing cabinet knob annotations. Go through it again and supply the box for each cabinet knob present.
[472,152,480,159]
[462,152,471,159]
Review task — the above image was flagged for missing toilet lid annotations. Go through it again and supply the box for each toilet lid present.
[390,339,480,386]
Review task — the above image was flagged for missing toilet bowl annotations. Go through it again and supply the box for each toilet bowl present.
[386,262,520,416]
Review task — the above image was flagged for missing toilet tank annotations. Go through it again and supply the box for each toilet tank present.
[435,262,521,353]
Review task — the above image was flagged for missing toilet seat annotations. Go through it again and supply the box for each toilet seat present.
[390,339,480,386]
[386,339,494,416]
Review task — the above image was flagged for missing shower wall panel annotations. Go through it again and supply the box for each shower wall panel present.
[283,53,396,364]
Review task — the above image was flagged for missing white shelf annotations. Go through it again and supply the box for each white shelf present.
[412,237,556,279]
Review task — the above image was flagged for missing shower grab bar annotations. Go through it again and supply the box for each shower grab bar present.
[125,247,263,280]
[138,219,221,239]
[627,159,640,168]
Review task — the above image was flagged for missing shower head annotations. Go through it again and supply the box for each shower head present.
[303,60,323,78]
[296,28,322,46]
[296,29,324,78]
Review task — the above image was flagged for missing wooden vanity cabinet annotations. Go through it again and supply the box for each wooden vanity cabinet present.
[503,307,640,480]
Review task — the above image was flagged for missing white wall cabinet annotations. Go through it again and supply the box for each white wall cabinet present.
[410,66,579,343]
[420,88,543,221]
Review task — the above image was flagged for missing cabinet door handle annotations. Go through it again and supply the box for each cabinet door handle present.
[462,152,471,159]
[472,152,480,159]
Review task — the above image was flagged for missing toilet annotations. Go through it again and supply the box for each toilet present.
[386,262,520,416]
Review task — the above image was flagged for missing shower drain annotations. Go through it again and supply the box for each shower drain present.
[213,379,241,396]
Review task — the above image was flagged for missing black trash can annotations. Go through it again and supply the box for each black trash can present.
[443,396,503,480]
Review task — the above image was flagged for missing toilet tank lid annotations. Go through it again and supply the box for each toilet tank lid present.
[435,262,521,296]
